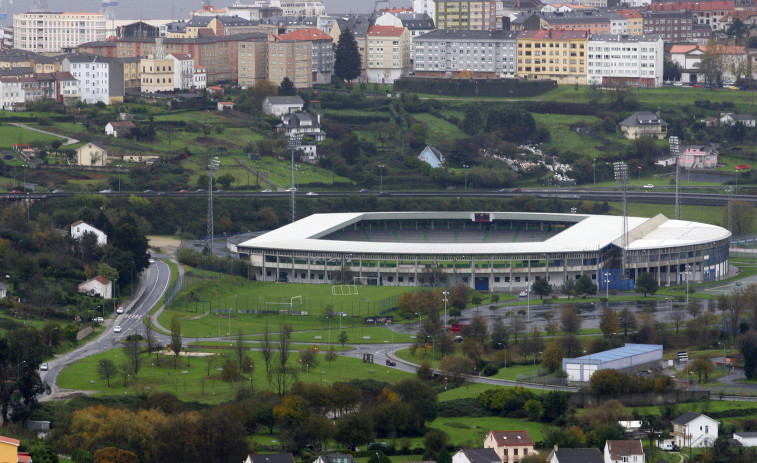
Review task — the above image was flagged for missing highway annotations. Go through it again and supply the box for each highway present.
[41,259,172,399]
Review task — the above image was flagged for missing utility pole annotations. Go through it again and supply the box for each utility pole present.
[206,157,219,254]
[288,134,302,223]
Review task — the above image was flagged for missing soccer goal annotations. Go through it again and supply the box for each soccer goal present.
[331,284,358,296]
[290,295,303,307]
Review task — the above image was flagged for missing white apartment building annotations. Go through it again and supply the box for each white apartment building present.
[587,34,664,88]
[366,25,411,84]
[0,78,25,111]
[62,55,109,104]
[375,12,436,63]
[413,30,519,78]
[279,1,326,17]
[194,67,207,89]
[166,53,195,90]
[13,12,107,53]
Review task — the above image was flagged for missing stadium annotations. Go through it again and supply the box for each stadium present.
[237,211,731,292]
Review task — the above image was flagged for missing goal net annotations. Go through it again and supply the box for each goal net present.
[331,285,359,296]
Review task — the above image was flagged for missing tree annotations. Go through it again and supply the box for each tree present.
[663,57,682,82]
[700,39,726,85]
[589,369,624,395]
[725,200,755,235]
[574,275,597,296]
[216,173,235,190]
[689,358,714,384]
[334,28,362,82]
[261,322,273,377]
[462,106,483,136]
[671,305,687,335]
[122,337,141,375]
[93,447,138,463]
[599,306,618,338]
[169,314,182,369]
[278,77,296,96]
[335,412,375,449]
[272,324,296,397]
[142,315,160,366]
[634,272,659,297]
[531,278,552,300]
[337,330,349,348]
[541,341,563,373]
[561,305,582,335]
[440,355,474,386]
[423,429,450,454]
[618,307,636,337]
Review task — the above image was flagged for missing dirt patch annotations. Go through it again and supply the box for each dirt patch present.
[148,235,182,254]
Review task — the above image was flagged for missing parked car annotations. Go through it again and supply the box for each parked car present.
[52,189,65,193]
[113,325,122,333]
[692,84,703,88]
[116,307,124,314]
[519,291,528,297]
[261,189,272,193]
[178,189,189,193]
[99,188,112,194]
[359,189,370,193]
[286,187,297,192]
[40,363,48,371]
[94,317,104,323]
[385,359,396,366]
[306,192,318,196]
[143,189,155,193]
[643,184,655,189]
[511,188,522,192]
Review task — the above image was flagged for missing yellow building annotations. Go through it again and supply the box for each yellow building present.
[237,37,269,88]
[365,25,411,84]
[516,29,588,84]
[618,10,644,35]
[0,436,20,463]
[140,55,174,92]
[267,39,312,89]
[76,142,109,167]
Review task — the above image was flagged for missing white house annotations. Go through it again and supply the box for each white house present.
[719,113,756,127]
[733,431,757,447]
[603,440,644,463]
[263,95,305,116]
[418,145,445,168]
[679,145,718,169]
[193,66,207,89]
[77,275,113,299]
[166,53,195,90]
[483,430,535,463]
[672,413,719,448]
[0,77,25,110]
[452,448,500,463]
[76,142,109,167]
[277,111,326,141]
[71,220,108,246]
[313,454,356,463]
[62,55,110,104]
[0,282,7,299]
[298,144,317,162]
[105,121,136,138]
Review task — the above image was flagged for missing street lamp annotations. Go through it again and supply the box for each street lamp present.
[637,166,641,190]
[48,326,58,347]
[534,350,542,367]
[463,164,470,192]
[442,290,449,327]
[378,164,384,194]
[604,271,611,304]
[526,282,532,324]
[593,158,596,185]
[498,342,507,383]
[414,312,421,327]
[685,264,692,306]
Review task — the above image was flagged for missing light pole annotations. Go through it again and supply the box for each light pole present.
[442,290,449,327]
[463,164,469,192]
[685,264,692,306]
[526,282,531,324]
[593,158,596,185]
[604,271,611,304]
[637,166,641,190]
[498,342,507,382]
[48,326,58,347]
[379,164,384,194]
[534,350,541,367]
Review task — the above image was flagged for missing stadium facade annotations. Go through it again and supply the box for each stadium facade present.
[237,212,730,292]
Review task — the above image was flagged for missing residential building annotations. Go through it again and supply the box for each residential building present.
[118,21,160,39]
[194,66,207,88]
[719,10,757,30]
[218,101,235,111]
[669,43,748,84]
[140,55,174,92]
[330,15,374,80]
[374,12,435,63]
[679,145,718,169]
[279,1,326,17]
[277,111,326,141]
[0,435,20,463]
[414,0,435,16]
[13,11,107,53]
[413,30,519,78]
[645,0,734,31]
[0,77,24,110]
[245,453,296,463]
[433,0,501,31]
[227,3,283,21]
[542,11,628,35]
[166,53,196,90]
[105,121,136,138]
[672,413,719,448]
[52,71,80,105]
[510,12,543,31]
[0,282,7,299]
[191,4,229,17]
[618,10,644,34]
[541,4,596,13]
[483,430,535,463]
[237,37,269,87]
[587,34,664,88]
[418,145,445,168]
[547,446,604,463]
[641,11,693,42]
[275,28,334,84]
[260,16,319,35]
[62,54,109,104]
[618,111,668,139]
[313,454,356,463]
[516,30,589,84]
[263,95,305,116]
[603,440,644,463]
[366,25,411,83]
[77,275,113,299]
[122,57,141,92]
[452,448,500,463]
[733,432,757,447]
[718,112,756,127]
[267,39,313,88]
[71,220,108,245]
[76,142,109,167]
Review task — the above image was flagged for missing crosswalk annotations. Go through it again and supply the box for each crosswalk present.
[119,313,143,320]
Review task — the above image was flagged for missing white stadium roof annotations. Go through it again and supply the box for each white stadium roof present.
[238,212,730,255]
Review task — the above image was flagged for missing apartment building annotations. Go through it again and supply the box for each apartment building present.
[13,11,107,53]
[374,12,435,63]
[0,71,79,109]
[587,34,664,88]
[140,56,174,92]
[260,16,319,35]
[276,28,334,84]
[62,54,109,104]
[366,25,410,83]
[433,0,501,31]
[0,77,24,110]
[237,36,269,87]
[268,39,313,88]
[646,0,733,31]
[279,1,326,16]
[413,29,519,78]
[122,57,140,91]
[618,10,644,35]
[330,16,373,80]
[641,11,694,42]
[516,30,589,84]
[166,53,196,89]
[542,11,628,34]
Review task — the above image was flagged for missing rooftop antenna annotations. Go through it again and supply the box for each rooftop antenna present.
[206,157,220,254]
[670,136,681,220]
[613,161,628,279]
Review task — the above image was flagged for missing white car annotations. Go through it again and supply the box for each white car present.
[116,307,124,314]
[643,184,655,189]
[285,187,297,192]
[113,326,122,333]
[306,192,318,196]
[94,317,104,323]
[40,363,48,371]
[99,188,113,194]
[261,189,272,193]
[518,291,528,297]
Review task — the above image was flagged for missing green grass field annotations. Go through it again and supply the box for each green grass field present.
[426,415,557,447]
[57,346,411,404]
[0,123,66,150]
[411,113,468,140]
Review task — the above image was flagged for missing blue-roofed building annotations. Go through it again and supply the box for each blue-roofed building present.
[562,343,663,383]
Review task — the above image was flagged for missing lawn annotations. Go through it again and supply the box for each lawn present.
[411,113,467,140]
[247,156,353,188]
[57,346,412,404]
[532,113,612,160]
[0,123,66,149]
[426,415,558,447]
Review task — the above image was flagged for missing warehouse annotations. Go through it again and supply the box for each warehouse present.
[563,343,663,382]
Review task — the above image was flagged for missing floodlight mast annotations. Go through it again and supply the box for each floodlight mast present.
[288,134,302,223]
[206,157,219,253]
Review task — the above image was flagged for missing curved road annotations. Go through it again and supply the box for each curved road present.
[41,259,172,399]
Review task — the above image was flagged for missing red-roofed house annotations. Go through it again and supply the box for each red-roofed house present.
[0,435,20,463]
[517,30,589,84]
[670,43,747,84]
[366,25,411,83]
[484,431,535,463]
[105,120,137,138]
[276,28,334,84]
[720,10,757,29]
[603,439,644,463]
[78,275,113,299]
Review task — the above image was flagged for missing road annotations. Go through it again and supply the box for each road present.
[9,122,80,146]
[41,259,172,399]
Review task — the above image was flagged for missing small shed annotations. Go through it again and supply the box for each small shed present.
[217,101,235,111]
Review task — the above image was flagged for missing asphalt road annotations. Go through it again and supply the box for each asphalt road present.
[41,259,172,399]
